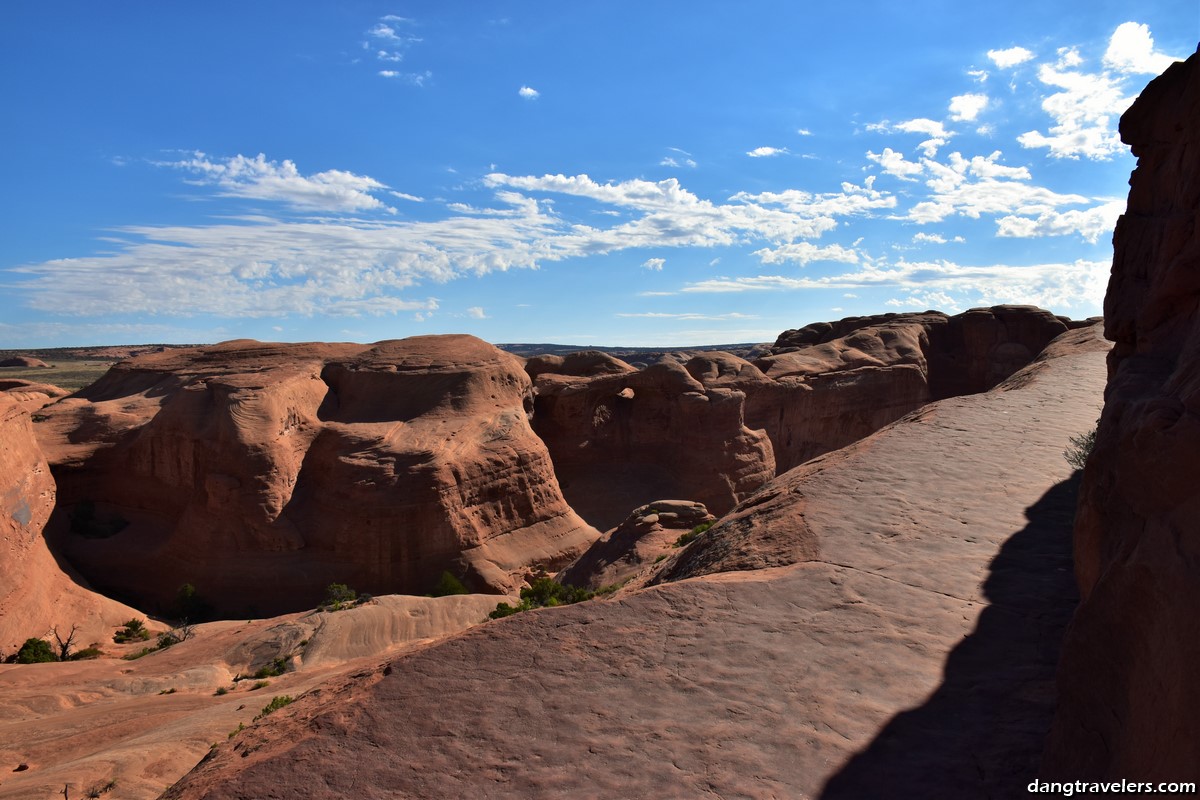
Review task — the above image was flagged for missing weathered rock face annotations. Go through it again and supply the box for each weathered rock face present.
[555,499,714,590]
[0,378,67,414]
[0,396,140,654]
[158,319,1108,800]
[1043,50,1200,780]
[750,307,1074,471]
[529,357,776,531]
[36,336,598,617]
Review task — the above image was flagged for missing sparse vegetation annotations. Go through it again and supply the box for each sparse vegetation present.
[69,647,105,660]
[253,657,288,679]
[254,695,294,720]
[227,722,245,739]
[214,686,230,696]
[113,618,152,644]
[654,554,668,563]
[15,637,57,663]
[1064,426,1098,471]
[51,623,80,660]
[251,680,271,690]
[318,582,361,612]
[173,583,212,621]
[431,570,469,597]
[159,688,177,695]
[84,779,116,798]
[489,577,595,619]
[674,521,714,547]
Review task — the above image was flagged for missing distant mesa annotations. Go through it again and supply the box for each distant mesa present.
[0,355,50,367]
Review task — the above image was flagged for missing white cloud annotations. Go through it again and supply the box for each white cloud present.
[661,147,697,168]
[867,147,924,180]
[949,93,989,121]
[876,118,953,157]
[753,242,859,266]
[995,198,1124,243]
[987,46,1035,69]
[1103,22,1179,75]
[379,70,431,86]
[368,23,401,41]
[673,257,1109,312]
[642,257,665,271]
[466,306,487,319]
[796,128,812,136]
[518,85,540,99]
[390,191,425,202]
[747,146,788,158]
[160,152,395,214]
[377,50,404,62]
[1018,23,1183,160]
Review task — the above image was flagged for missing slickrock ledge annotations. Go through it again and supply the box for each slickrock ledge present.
[162,324,1108,800]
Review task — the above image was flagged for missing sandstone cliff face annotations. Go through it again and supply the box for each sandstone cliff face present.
[529,357,775,531]
[0,396,140,654]
[1043,50,1200,780]
[36,336,597,616]
[750,306,1074,471]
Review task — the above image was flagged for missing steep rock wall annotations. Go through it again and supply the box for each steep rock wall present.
[1043,49,1200,779]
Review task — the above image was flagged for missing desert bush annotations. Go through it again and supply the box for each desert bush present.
[431,571,469,597]
[214,686,230,696]
[69,647,105,660]
[253,657,288,679]
[319,582,359,612]
[174,583,212,621]
[113,618,151,643]
[489,577,594,619]
[15,637,57,663]
[674,521,713,547]
[251,680,270,690]
[254,695,294,720]
[1064,426,1097,471]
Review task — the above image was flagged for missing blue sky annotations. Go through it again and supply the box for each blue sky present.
[1,2,1196,348]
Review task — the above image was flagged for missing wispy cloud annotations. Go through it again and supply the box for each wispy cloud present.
[642,257,665,271]
[158,152,395,214]
[747,146,788,158]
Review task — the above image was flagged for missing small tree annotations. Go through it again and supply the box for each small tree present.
[113,619,151,644]
[320,583,358,611]
[431,571,469,597]
[1064,426,1098,471]
[16,637,57,663]
[52,624,80,661]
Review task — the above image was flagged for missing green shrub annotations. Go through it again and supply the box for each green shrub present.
[214,686,230,696]
[319,583,359,612]
[174,583,212,622]
[253,657,288,679]
[488,577,595,619]
[1064,426,1097,471]
[122,646,155,661]
[431,571,469,597]
[228,722,245,739]
[69,647,105,660]
[15,637,57,663]
[114,619,151,644]
[251,680,270,690]
[254,695,294,720]
[674,521,713,547]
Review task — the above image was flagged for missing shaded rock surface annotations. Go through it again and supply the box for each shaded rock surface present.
[33,336,598,616]
[1043,49,1200,781]
[530,357,775,530]
[0,396,140,655]
[555,500,714,590]
[160,324,1107,800]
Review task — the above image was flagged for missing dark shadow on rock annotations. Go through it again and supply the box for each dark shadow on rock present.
[820,473,1081,800]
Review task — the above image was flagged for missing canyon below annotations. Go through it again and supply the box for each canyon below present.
[1,47,1199,800]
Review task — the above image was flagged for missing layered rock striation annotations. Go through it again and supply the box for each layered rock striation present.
[1043,49,1200,780]
[35,336,597,616]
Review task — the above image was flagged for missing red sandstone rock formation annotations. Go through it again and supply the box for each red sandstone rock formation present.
[34,336,598,616]
[0,396,141,654]
[1042,49,1200,781]
[158,321,1108,800]
[555,499,714,590]
[0,378,68,414]
[0,356,50,368]
[750,306,1076,471]
[529,356,775,531]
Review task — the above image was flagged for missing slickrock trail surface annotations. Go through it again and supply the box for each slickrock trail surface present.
[0,594,503,800]
[162,325,1108,800]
